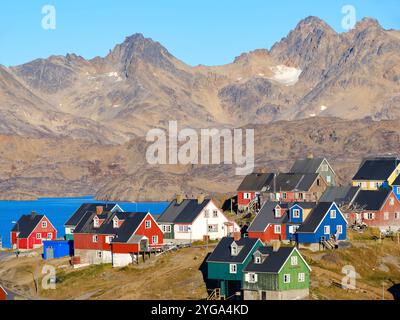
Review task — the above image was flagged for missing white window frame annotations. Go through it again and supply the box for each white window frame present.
[208,224,218,233]
[93,235,98,243]
[389,198,395,206]
[298,273,305,283]
[395,212,400,220]
[204,209,210,218]
[336,225,343,234]
[42,221,47,228]
[243,193,251,200]
[47,233,52,239]
[384,212,390,220]
[145,220,151,229]
[324,226,330,235]
[274,225,281,234]
[97,251,102,259]
[212,210,218,218]
[326,175,331,183]
[248,273,257,283]
[152,235,158,244]
[321,164,329,172]
[291,256,298,266]
[36,233,42,239]
[397,187,400,194]
[293,209,300,218]
[255,256,262,264]
[275,208,281,218]
[113,218,119,228]
[162,225,172,233]
[330,210,336,219]
[283,274,291,284]
[93,217,100,228]
[229,264,237,274]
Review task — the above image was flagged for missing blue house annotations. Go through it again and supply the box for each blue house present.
[286,203,317,242]
[296,202,347,249]
[392,175,400,202]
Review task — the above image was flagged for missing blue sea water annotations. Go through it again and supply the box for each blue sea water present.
[0,196,169,248]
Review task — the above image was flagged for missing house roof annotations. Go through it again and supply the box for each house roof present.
[352,159,400,181]
[265,173,320,192]
[290,158,327,174]
[11,214,45,238]
[350,189,391,211]
[247,202,289,232]
[157,199,210,224]
[73,209,150,243]
[243,246,296,273]
[320,186,360,205]
[206,237,260,263]
[237,173,274,192]
[64,203,118,227]
[392,175,400,186]
[296,202,334,233]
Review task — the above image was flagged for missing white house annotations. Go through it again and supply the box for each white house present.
[157,196,240,242]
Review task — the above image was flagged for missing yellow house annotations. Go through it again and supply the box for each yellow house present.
[352,158,400,190]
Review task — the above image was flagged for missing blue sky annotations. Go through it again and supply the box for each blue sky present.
[0,0,399,66]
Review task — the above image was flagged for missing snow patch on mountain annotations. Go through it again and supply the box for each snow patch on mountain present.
[270,65,302,86]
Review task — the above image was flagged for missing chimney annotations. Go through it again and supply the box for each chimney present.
[96,206,104,215]
[176,194,184,205]
[197,194,205,204]
[307,153,314,159]
[233,232,241,241]
[272,241,281,252]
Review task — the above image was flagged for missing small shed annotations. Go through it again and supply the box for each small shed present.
[43,240,74,260]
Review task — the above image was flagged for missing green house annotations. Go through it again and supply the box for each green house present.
[207,237,263,299]
[290,157,336,186]
[242,245,311,300]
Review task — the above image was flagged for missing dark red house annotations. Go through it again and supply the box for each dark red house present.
[0,285,8,300]
[10,212,57,250]
[73,209,164,267]
[237,173,274,211]
[348,189,400,231]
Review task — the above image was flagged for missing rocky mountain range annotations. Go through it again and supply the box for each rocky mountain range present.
[0,16,399,200]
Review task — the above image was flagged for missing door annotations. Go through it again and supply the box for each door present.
[140,239,148,251]
[261,291,267,300]
[46,247,54,260]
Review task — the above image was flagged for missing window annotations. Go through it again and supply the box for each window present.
[283,274,291,283]
[93,235,98,243]
[275,207,281,218]
[298,273,305,283]
[397,187,400,194]
[162,225,172,233]
[178,225,190,233]
[324,226,330,235]
[326,175,331,183]
[243,193,251,200]
[395,212,400,220]
[94,217,100,228]
[255,256,262,264]
[248,273,257,283]
[208,224,218,233]
[293,209,300,218]
[336,225,343,234]
[231,246,238,256]
[384,212,390,220]
[36,233,42,239]
[212,210,218,218]
[291,256,298,266]
[42,221,47,228]
[105,236,113,244]
[204,209,210,218]
[152,236,158,244]
[389,198,395,206]
[145,220,151,229]
[47,233,52,239]
[229,264,237,274]
[321,164,329,172]
[330,210,336,219]
[362,182,367,189]
[274,225,281,234]
[97,251,102,259]
[113,218,119,228]
[282,193,287,199]
[297,193,304,200]
[364,213,375,220]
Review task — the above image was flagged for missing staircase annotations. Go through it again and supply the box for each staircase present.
[320,239,337,250]
[246,196,259,215]
[207,288,222,300]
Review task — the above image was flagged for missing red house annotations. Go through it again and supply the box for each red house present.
[348,189,400,231]
[237,173,274,211]
[72,209,163,267]
[247,202,288,243]
[10,212,57,250]
[0,285,8,300]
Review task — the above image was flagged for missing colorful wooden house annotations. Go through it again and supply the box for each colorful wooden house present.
[247,202,316,243]
[348,189,400,231]
[157,196,240,242]
[207,236,263,298]
[73,210,163,267]
[290,156,336,186]
[64,203,123,240]
[242,244,311,300]
[296,202,347,250]
[320,186,360,207]
[352,157,400,190]
[10,212,57,250]
[263,173,328,203]
[391,175,400,202]
[0,285,8,300]
[237,173,274,210]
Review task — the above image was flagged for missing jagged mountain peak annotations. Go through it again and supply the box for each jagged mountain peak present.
[353,17,383,32]
[294,16,337,34]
